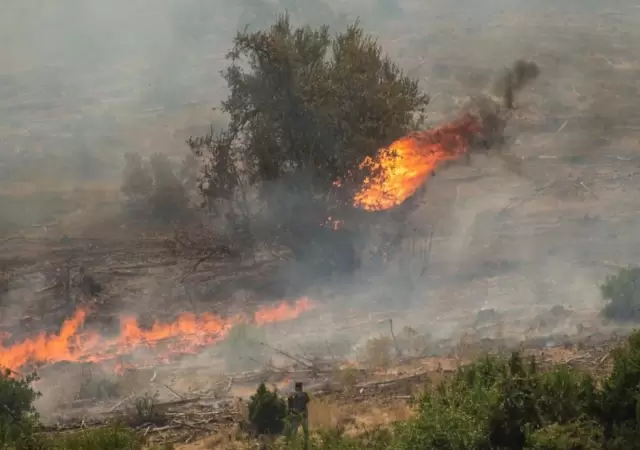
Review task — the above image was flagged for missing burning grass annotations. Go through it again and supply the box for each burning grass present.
[0,298,313,375]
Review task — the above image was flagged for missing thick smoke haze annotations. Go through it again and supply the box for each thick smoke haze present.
[2,0,640,388]
[2,0,639,173]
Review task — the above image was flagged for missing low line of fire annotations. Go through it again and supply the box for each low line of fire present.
[0,298,313,374]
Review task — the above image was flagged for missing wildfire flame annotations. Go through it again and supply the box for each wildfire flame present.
[0,297,313,373]
[354,113,484,211]
[353,59,541,212]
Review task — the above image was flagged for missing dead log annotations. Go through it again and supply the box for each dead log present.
[260,342,314,369]
[355,372,430,390]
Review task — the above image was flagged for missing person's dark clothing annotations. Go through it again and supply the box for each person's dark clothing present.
[287,390,310,447]
[287,391,310,417]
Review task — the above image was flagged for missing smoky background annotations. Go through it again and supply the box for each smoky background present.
[2,0,640,419]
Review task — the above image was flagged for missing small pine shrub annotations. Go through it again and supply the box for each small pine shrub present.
[248,383,287,435]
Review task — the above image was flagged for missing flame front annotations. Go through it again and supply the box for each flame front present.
[0,297,313,373]
[354,113,483,211]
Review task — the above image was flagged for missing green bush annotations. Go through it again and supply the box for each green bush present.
[0,370,167,450]
[526,421,604,450]
[42,424,146,450]
[601,266,640,321]
[599,330,640,434]
[293,330,640,449]
[0,370,41,449]
[248,383,287,436]
[393,353,604,449]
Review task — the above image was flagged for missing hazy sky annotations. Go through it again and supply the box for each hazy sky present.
[2,0,639,173]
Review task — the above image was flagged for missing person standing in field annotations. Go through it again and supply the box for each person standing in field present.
[287,382,310,445]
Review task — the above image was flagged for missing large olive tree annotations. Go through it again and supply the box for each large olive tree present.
[190,15,429,273]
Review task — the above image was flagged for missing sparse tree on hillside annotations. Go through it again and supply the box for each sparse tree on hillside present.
[190,15,429,272]
[121,152,153,200]
[121,152,190,223]
[179,152,200,199]
[237,0,278,32]
[148,153,190,223]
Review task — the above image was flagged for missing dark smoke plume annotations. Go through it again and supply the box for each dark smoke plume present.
[492,60,541,109]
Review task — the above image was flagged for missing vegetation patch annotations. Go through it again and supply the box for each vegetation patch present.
[601,266,640,321]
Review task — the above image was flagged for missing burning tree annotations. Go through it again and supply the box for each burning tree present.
[189,15,429,273]
[190,15,539,276]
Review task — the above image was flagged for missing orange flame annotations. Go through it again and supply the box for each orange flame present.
[254,297,313,325]
[354,113,483,211]
[0,297,313,373]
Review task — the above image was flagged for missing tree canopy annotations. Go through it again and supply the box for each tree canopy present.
[190,15,429,271]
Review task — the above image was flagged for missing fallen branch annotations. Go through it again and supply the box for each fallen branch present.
[154,397,203,409]
[260,342,314,369]
[223,377,234,396]
[109,393,134,412]
[163,384,186,400]
[388,319,403,358]
[355,372,429,390]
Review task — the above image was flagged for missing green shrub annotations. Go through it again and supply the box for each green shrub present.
[0,370,41,449]
[248,383,287,435]
[601,266,640,321]
[0,370,168,450]
[393,353,600,450]
[259,331,640,449]
[526,421,604,450]
[43,424,146,450]
[535,366,597,424]
[599,330,640,434]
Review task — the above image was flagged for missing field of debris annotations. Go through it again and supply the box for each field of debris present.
[1,158,638,448]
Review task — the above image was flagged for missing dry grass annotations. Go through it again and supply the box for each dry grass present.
[308,397,414,435]
[332,366,361,390]
[175,425,248,450]
[357,336,394,370]
[0,180,122,236]
[0,180,119,197]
